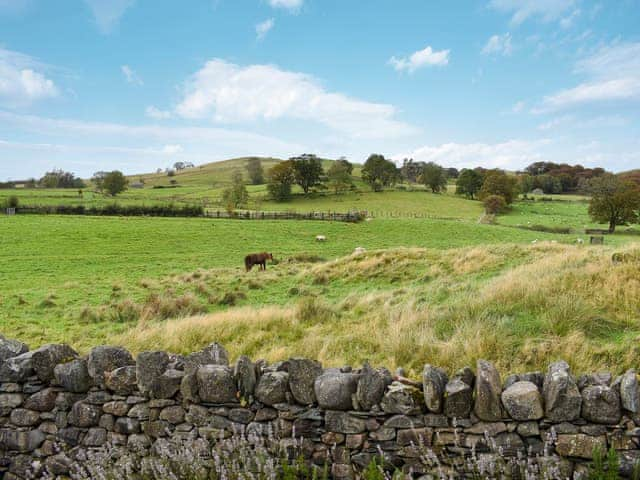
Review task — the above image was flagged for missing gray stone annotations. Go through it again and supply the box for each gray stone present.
[384,415,424,429]
[543,361,582,422]
[234,355,256,402]
[578,372,612,389]
[422,364,448,414]
[128,433,152,449]
[0,393,23,415]
[581,385,621,424]
[452,366,475,387]
[9,408,40,427]
[620,369,639,413]
[0,335,28,362]
[54,358,91,393]
[150,369,184,399]
[23,388,57,412]
[87,346,134,387]
[229,408,254,424]
[103,400,130,416]
[114,417,141,434]
[83,427,107,446]
[186,342,229,366]
[0,351,34,382]
[397,428,432,447]
[185,405,209,426]
[474,360,502,421]
[68,402,101,427]
[355,362,391,411]
[0,429,46,452]
[105,365,137,395]
[381,382,423,415]
[31,344,77,381]
[501,381,544,420]
[556,433,606,459]
[44,453,72,476]
[197,365,237,403]
[136,350,170,395]
[128,403,150,420]
[444,378,473,419]
[255,371,289,406]
[315,371,358,411]
[325,411,366,434]
[159,406,185,424]
[288,357,322,405]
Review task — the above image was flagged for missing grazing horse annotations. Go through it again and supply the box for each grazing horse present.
[245,252,273,272]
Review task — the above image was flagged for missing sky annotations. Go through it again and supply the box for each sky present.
[0,0,639,180]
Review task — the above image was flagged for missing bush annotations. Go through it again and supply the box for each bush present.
[483,194,507,214]
[5,195,19,209]
[19,204,204,217]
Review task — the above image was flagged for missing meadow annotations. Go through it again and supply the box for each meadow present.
[2,157,639,376]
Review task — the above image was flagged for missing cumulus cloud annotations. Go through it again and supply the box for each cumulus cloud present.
[482,33,513,56]
[489,0,577,25]
[145,105,172,120]
[395,139,549,170]
[175,59,417,139]
[0,48,58,107]
[84,0,135,33]
[389,46,450,73]
[537,42,640,112]
[256,18,274,40]
[267,0,302,11]
[121,65,143,85]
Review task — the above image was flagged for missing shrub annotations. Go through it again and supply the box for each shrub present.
[5,195,18,208]
[483,194,507,214]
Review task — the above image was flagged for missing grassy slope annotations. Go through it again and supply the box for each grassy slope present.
[1,213,576,349]
[115,243,640,376]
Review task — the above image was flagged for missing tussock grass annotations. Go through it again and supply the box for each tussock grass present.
[114,242,640,376]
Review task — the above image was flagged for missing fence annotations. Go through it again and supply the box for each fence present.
[205,209,364,222]
[585,228,610,235]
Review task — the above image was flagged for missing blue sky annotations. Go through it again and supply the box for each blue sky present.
[1,0,639,179]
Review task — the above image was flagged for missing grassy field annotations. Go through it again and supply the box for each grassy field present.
[2,157,639,375]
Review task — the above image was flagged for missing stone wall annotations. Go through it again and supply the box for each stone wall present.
[1,336,640,478]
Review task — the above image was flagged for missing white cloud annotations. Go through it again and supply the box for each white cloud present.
[511,101,525,113]
[267,0,302,11]
[489,0,576,25]
[0,48,58,107]
[482,33,513,56]
[389,46,450,73]
[121,65,143,85]
[395,139,549,170]
[84,0,134,33]
[0,0,31,15]
[145,105,172,120]
[256,18,275,40]
[162,144,183,154]
[175,59,417,139]
[560,9,581,29]
[537,42,640,112]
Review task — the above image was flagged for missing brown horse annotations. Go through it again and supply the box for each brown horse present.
[245,252,273,272]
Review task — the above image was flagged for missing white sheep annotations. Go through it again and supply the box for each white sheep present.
[353,246,366,255]
[576,238,584,244]
[315,235,327,242]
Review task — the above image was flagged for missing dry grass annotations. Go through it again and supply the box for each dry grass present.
[112,242,640,377]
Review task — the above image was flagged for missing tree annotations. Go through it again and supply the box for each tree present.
[267,160,296,201]
[483,195,507,214]
[456,169,484,199]
[102,171,128,196]
[420,162,448,193]
[335,157,353,174]
[479,170,519,204]
[222,171,249,209]
[327,161,353,194]
[92,171,108,192]
[588,174,640,233]
[246,158,264,185]
[446,167,460,179]
[291,154,324,194]
[39,169,85,189]
[361,154,398,192]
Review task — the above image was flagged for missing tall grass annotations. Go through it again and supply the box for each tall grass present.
[114,242,640,376]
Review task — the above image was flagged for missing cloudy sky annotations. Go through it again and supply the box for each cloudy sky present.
[1,0,639,179]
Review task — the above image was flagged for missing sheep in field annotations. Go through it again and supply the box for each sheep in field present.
[315,235,327,242]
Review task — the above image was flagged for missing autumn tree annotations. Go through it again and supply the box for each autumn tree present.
[588,174,640,233]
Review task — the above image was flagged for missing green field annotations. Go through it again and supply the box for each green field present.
[2,158,639,375]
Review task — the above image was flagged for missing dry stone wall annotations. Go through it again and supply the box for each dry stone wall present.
[1,336,640,478]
